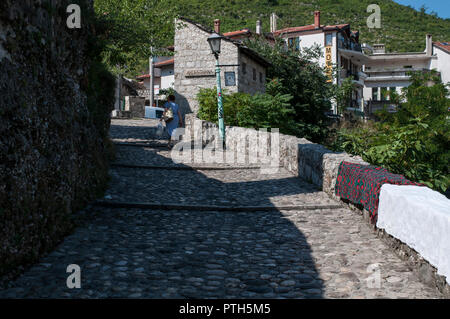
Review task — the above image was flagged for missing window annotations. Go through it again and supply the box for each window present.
[252,68,256,81]
[404,65,413,69]
[288,37,300,51]
[242,62,247,75]
[372,87,378,100]
[325,33,333,46]
[259,72,263,83]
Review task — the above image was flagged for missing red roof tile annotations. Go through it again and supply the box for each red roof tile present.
[135,58,174,80]
[154,58,174,67]
[273,24,317,35]
[136,74,151,79]
[273,23,349,36]
[323,23,349,30]
[224,28,250,36]
[434,42,450,54]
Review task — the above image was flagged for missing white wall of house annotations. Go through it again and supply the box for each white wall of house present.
[285,32,339,67]
[141,69,174,93]
[283,31,341,112]
[143,77,161,90]
[363,80,411,100]
[160,67,175,89]
[363,54,432,102]
[366,57,431,72]
[431,46,450,85]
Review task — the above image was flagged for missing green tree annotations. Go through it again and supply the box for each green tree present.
[196,81,296,135]
[93,0,176,75]
[334,76,356,115]
[245,38,333,141]
[332,71,450,192]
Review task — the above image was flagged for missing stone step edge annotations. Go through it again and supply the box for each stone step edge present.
[111,163,280,171]
[93,200,342,212]
[113,142,167,148]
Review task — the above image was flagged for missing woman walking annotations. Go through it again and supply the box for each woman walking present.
[162,94,183,148]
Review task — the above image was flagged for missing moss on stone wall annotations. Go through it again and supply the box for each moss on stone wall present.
[0,0,115,280]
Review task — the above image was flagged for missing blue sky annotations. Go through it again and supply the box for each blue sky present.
[393,0,450,19]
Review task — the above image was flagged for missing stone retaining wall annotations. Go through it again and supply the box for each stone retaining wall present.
[124,96,145,118]
[184,114,367,198]
[184,114,450,297]
[0,0,114,281]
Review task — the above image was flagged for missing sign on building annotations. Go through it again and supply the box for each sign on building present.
[325,46,333,83]
[185,70,215,78]
[225,72,236,86]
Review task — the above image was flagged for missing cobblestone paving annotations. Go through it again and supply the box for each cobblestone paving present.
[0,119,443,299]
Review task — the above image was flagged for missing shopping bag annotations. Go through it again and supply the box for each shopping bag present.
[156,122,164,137]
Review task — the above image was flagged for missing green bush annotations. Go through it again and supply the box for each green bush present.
[196,80,299,135]
[245,38,333,142]
[330,71,450,192]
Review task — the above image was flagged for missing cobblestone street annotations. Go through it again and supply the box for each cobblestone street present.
[0,119,443,299]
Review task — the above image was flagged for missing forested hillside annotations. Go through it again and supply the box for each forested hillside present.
[162,0,450,52]
[94,0,450,75]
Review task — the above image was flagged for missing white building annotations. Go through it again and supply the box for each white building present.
[136,54,175,106]
[431,41,450,85]
[272,11,369,114]
[363,35,450,115]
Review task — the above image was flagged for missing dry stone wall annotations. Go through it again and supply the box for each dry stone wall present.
[184,114,367,197]
[0,0,114,280]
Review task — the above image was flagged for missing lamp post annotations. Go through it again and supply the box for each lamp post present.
[207,33,225,147]
[149,46,155,108]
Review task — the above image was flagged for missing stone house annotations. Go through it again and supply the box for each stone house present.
[113,75,146,111]
[174,17,270,115]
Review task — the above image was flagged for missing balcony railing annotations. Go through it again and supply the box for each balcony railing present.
[364,100,398,117]
[338,39,362,52]
[340,69,361,81]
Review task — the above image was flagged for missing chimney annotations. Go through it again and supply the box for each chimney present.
[214,19,220,34]
[373,44,385,54]
[256,20,262,35]
[314,11,320,28]
[270,13,277,33]
[426,34,432,56]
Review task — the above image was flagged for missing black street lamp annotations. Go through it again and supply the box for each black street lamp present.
[207,33,225,146]
[207,32,223,58]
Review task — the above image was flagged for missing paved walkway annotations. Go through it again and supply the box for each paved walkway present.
[0,119,443,298]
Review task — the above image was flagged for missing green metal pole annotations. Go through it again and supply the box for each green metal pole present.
[215,57,225,147]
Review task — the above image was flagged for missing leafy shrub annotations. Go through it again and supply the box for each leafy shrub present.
[245,38,333,142]
[329,71,450,192]
[197,80,299,135]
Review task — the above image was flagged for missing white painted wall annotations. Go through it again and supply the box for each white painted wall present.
[299,32,327,66]
[432,46,450,85]
[367,58,431,72]
[363,55,432,102]
[142,77,161,90]
[160,67,175,89]
[363,80,411,101]
[291,32,338,112]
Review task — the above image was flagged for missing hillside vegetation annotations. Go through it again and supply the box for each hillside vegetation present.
[164,0,450,52]
[94,0,450,75]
